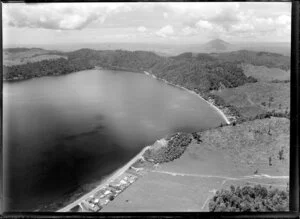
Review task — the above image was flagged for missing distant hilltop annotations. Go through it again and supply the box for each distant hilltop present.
[202,39,232,51]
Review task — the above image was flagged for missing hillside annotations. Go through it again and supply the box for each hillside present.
[202,39,233,52]
[213,50,290,71]
[210,82,290,120]
[3,49,290,108]
[241,64,290,82]
[3,58,94,80]
[3,48,66,66]
[149,58,257,93]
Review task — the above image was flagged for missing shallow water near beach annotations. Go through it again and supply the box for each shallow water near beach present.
[3,69,226,211]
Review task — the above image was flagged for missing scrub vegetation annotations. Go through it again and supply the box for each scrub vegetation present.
[209,185,289,212]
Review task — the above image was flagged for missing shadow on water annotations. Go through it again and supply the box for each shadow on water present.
[5,126,132,211]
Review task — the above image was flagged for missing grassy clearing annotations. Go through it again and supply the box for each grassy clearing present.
[211,82,290,120]
[3,49,66,66]
[199,117,289,175]
[242,64,290,82]
[102,171,223,212]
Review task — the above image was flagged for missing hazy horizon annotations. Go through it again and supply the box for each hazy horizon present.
[3,2,291,48]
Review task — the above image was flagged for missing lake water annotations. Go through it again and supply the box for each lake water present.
[3,69,226,211]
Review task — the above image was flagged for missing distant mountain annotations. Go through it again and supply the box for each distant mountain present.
[202,39,233,51]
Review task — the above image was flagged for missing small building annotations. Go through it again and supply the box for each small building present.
[81,200,100,212]
[104,190,111,196]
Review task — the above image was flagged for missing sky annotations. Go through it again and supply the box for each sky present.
[3,2,291,47]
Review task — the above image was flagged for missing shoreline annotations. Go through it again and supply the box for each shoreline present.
[144,71,232,125]
[57,146,150,212]
[56,70,232,212]
[45,68,232,212]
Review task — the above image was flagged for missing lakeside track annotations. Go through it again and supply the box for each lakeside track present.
[57,146,150,212]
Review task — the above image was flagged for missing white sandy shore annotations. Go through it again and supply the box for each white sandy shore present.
[144,71,231,125]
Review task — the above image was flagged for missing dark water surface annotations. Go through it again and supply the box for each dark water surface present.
[3,69,225,211]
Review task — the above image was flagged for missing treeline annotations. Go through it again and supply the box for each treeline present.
[144,133,192,163]
[3,58,94,81]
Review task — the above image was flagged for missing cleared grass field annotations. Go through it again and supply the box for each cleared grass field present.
[211,82,290,119]
[242,64,290,82]
[102,117,289,212]
[200,117,289,174]
[3,49,66,66]
[102,171,223,212]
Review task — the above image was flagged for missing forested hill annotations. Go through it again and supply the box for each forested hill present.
[3,48,289,93]
[65,49,164,72]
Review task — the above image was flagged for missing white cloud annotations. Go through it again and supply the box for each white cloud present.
[196,20,213,30]
[231,23,254,33]
[137,26,147,32]
[3,2,291,43]
[181,26,198,36]
[276,15,290,25]
[3,3,133,30]
[155,25,174,38]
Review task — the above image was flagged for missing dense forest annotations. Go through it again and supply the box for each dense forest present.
[150,56,257,93]
[3,58,94,80]
[4,49,289,93]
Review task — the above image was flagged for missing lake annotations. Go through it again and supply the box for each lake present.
[3,69,226,211]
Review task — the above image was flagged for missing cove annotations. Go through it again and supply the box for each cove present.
[3,69,226,211]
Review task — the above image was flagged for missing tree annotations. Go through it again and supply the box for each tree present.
[278,149,284,160]
[209,185,289,212]
[268,97,274,108]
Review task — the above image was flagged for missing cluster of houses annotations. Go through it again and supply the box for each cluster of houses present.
[69,171,139,212]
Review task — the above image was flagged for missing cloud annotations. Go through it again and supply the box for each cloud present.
[208,7,240,30]
[181,2,291,41]
[3,2,291,43]
[137,26,147,32]
[181,26,198,36]
[231,20,254,33]
[3,3,132,30]
[276,15,290,25]
[155,25,174,38]
[196,20,213,30]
